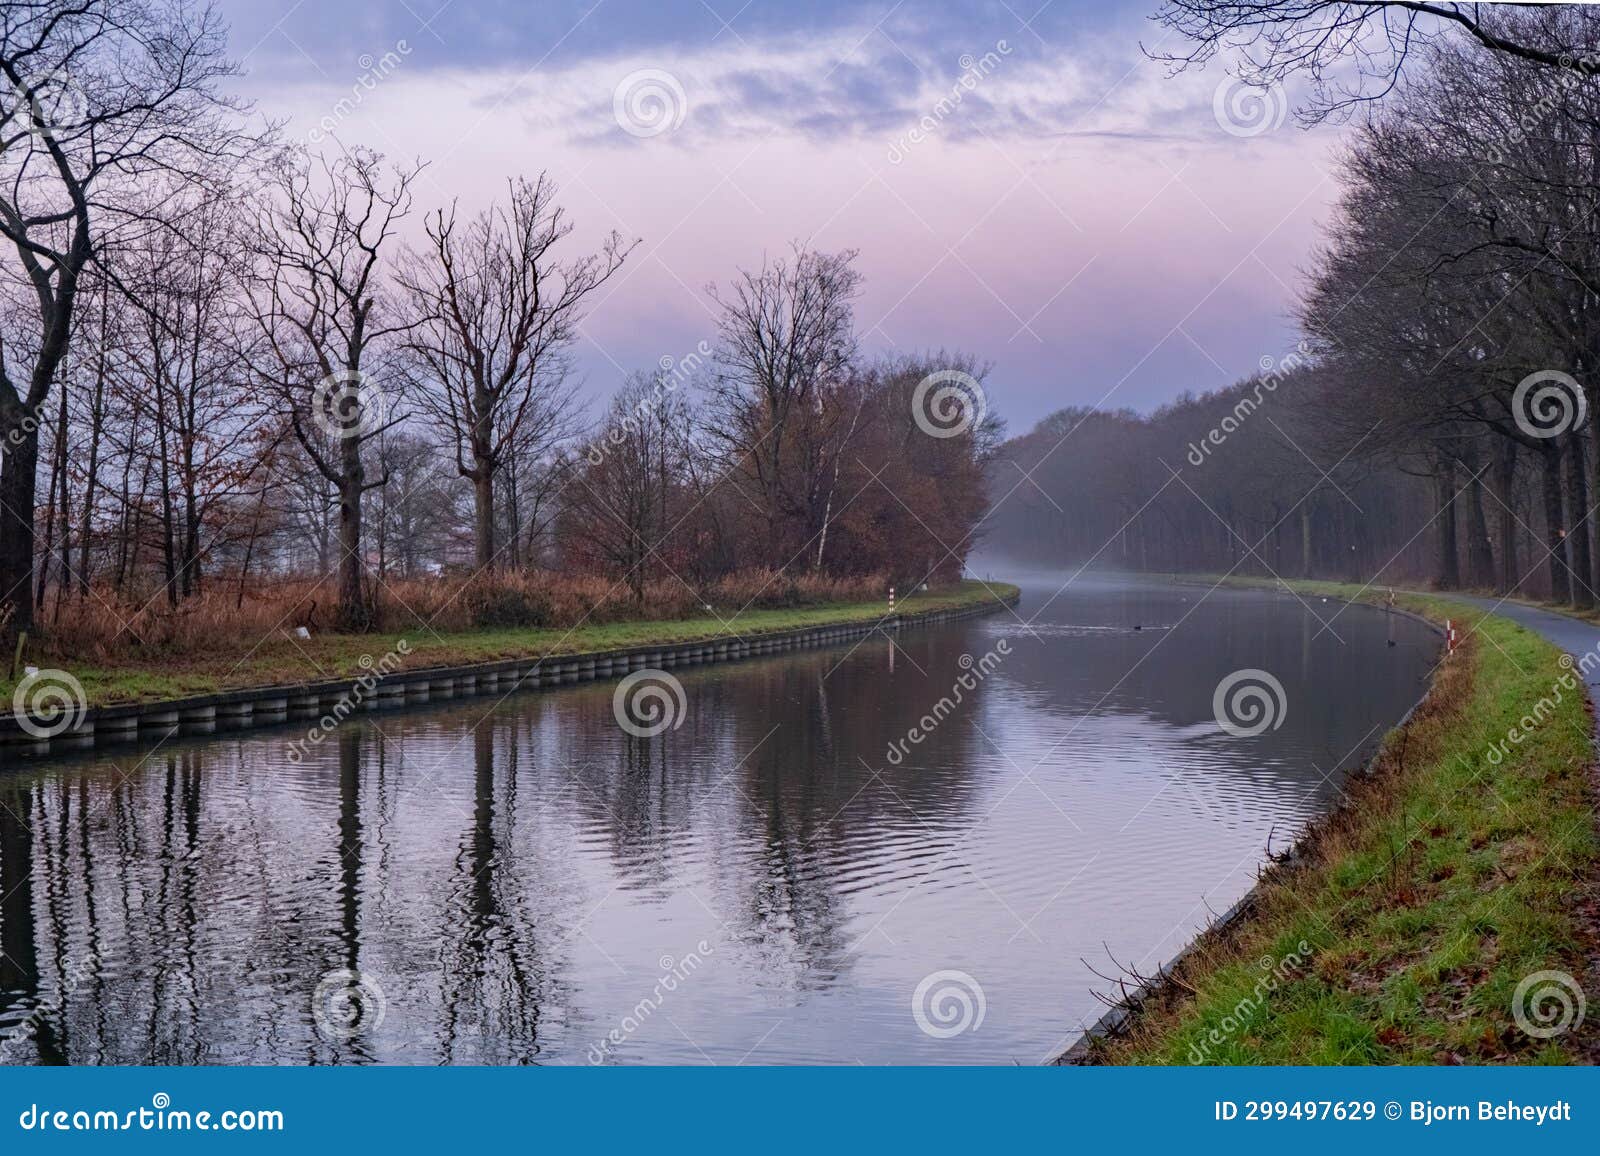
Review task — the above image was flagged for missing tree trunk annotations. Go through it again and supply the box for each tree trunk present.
[237,488,265,611]
[1434,459,1460,589]
[153,371,178,609]
[1540,444,1571,603]
[1492,436,1518,595]
[0,426,40,638]
[1565,434,1594,608]
[337,430,369,630]
[182,480,201,598]
[35,390,67,612]
[1590,379,1600,596]
[50,386,73,624]
[473,472,495,572]
[1461,449,1495,590]
[78,356,106,598]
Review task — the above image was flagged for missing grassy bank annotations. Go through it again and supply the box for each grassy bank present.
[4,580,1018,709]
[1092,581,1599,1065]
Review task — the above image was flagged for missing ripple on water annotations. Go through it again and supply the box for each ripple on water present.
[0,577,1437,1065]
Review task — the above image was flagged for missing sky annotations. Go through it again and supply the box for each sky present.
[217,0,1345,435]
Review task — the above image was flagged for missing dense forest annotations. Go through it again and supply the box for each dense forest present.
[0,2,996,657]
[990,5,1600,606]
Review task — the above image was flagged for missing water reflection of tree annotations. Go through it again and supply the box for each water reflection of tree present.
[0,629,1003,1064]
[0,774,45,1061]
[535,640,994,1004]
[436,720,551,1063]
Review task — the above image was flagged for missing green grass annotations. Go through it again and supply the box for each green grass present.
[3,580,1019,708]
[1098,580,1599,1065]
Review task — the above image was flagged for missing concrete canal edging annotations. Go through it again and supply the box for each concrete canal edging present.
[1053,587,1448,1065]
[1,591,1019,760]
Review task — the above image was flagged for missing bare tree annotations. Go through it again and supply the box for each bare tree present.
[398,174,633,572]
[707,244,862,565]
[0,0,249,639]
[563,371,690,603]
[110,194,264,604]
[241,146,419,629]
[1152,0,1598,121]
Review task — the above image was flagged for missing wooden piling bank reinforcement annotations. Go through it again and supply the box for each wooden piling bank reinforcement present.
[0,590,1019,761]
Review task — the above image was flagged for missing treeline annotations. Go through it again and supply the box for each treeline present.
[994,4,1600,602]
[987,380,1440,583]
[0,2,995,648]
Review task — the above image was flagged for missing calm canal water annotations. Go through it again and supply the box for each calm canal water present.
[0,575,1437,1065]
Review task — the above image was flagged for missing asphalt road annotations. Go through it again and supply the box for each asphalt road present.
[1450,595,1600,726]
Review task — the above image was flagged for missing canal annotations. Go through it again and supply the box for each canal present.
[0,575,1438,1064]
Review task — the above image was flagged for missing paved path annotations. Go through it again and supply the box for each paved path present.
[1450,595,1600,716]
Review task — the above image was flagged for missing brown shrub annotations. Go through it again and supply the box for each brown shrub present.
[34,568,892,660]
